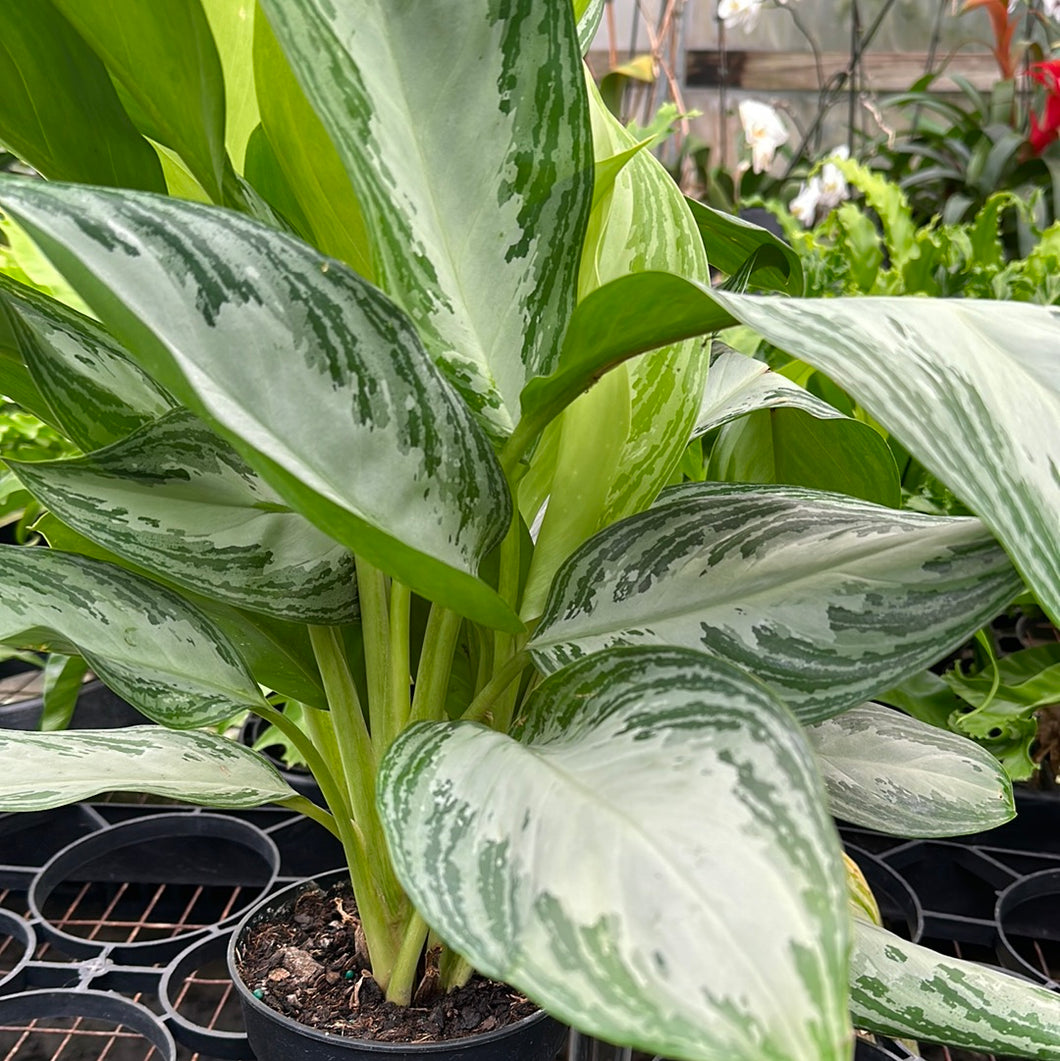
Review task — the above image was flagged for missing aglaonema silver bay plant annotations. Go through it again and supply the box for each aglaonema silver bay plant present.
[0,1,1058,1059]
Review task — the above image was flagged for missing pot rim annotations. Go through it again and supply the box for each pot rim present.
[227,870,556,1054]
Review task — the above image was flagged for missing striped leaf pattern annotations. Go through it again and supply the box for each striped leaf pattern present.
[851,919,1060,1058]
[0,727,296,812]
[806,702,1014,836]
[0,545,265,726]
[258,0,592,438]
[0,180,517,631]
[711,292,1060,625]
[0,275,175,450]
[10,411,358,624]
[378,647,850,1061]
[694,349,848,436]
[530,483,1022,723]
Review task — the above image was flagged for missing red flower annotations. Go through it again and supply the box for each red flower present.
[1029,60,1060,154]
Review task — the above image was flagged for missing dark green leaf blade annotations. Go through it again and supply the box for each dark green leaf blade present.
[0,0,165,191]
[52,0,228,202]
[685,198,805,295]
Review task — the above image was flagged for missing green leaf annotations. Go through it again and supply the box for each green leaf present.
[258,0,593,438]
[700,353,900,505]
[0,545,266,726]
[711,292,1060,627]
[575,0,606,53]
[530,483,1022,723]
[39,654,89,732]
[0,180,518,632]
[251,14,372,275]
[805,702,1014,837]
[33,511,329,710]
[201,0,259,170]
[851,918,1060,1058]
[0,274,175,451]
[694,348,850,436]
[519,83,711,615]
[379,646,850,1061]
[0,0,165,191]
[0,726,296,811]
[519,272,731,434]
[685,199,804,295]
[53,0,228,202]
[10,411,359,625]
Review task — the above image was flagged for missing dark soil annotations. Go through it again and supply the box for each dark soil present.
[234,880,538,1043]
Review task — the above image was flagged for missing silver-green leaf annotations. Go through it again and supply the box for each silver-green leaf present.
[806,702,1014,837]
[851,918,1060,1059]
[712,292,1060,626]
[0,274,175,450]
[259,0,592,439]
[0,545,265,726]
[378,646,850,1061]
[530,483,1022,723]
[0,179,518,632]
[11,410,358,625]
[0,727,296,812]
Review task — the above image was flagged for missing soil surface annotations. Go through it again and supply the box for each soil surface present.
[234,880,538,1042]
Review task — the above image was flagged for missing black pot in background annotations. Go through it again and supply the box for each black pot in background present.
[228,872,568,1061]
[0,660,143,731]
[239,714,325,806]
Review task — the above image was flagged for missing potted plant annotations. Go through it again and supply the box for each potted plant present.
[0,2,1058,1059]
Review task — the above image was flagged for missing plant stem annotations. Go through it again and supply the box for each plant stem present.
[441,953,475,992]
[385,912,429,1005]
[276,794,340,839]
[308,625,409,963]
[490,512,526,733]
[386,581,412,746]
[355,557,390,757]
[409,607,462,723]
[461,651,529,724]
[252,698,395,976]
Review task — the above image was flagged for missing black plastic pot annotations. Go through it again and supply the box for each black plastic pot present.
[228,871,568,1061]
[0,670,143,730]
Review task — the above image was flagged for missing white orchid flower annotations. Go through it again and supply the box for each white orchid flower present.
[718,0,764,32]
[738,99,789,173]
[789,177,822,227]
[817,145,851,211]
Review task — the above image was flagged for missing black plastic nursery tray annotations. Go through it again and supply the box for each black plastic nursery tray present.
[0,799,345,1060]
[0,797,1055,1061]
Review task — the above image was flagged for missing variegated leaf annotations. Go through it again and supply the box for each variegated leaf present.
[575,0,606,53]
[851,918,1060,1058]
[0,179,518,632]
[694,349,846,436]
[700,351,900,507]
[710,292,1060,626]
[519,78,709,615]
[530,483,1022,723]
[378,647,850,1061]
[10,411,358,624]
[258,0,592,439]
[0,274,175,450]
[806,702,1014,836]
[0,727,296,811]
[0,545,265,726]
[33,511,329,710]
